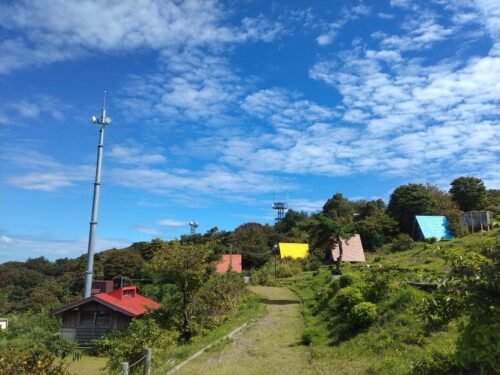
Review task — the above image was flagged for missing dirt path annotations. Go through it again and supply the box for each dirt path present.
[171,286,329,375]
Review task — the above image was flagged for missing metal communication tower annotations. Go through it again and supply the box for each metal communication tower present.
[272,201,288,222]
[83,90,112,298]
[189,221,199,234]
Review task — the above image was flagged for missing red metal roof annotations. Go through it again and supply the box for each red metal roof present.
[94,286,160,316]
[215,254,242,273]
[54,285,160,317]
[331,234,366,262]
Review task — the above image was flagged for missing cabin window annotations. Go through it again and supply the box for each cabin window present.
[123,290,133,297]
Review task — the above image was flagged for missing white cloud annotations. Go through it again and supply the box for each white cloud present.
[241,88,337,128]
[2,148,93,192]
[0,235,14,244]
[132,226,163,235]
[316,4,371,46]
[308,39,500,185]
[0,0,284,74]
[1,95,72,124]
[288,198,325,213]
[157,219,189,227]
[119,51,244,125]
[109,145,166,165]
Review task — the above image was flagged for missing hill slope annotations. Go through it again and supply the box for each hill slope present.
[289,229,499,374]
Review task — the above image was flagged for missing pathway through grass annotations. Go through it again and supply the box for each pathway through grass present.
[171,286,330,375]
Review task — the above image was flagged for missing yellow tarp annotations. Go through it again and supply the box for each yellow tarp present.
[279,243,309,259]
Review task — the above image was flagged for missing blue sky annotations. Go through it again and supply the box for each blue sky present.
[1,0,499,262]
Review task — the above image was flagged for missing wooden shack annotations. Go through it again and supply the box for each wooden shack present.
[54,283,160,346]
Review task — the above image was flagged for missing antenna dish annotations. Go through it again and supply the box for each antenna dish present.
[92,116,98,124]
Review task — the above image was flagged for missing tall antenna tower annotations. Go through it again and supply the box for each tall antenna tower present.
[83,90,112,298]
[272,192,288,222]
[189,221,199,234]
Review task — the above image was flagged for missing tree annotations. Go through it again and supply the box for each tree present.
[355,210,398,250]
[425,184,463,236]
[323,193,354,223]
[308,213,354,274]
[388,184,436,235]
[147,243,212,341]
[100,249,145,281]
[131,238,167,261]
[449,176,487,212]
[231,223,276,268]
[274,210,309,242]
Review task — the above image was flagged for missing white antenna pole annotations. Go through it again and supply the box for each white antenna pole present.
[83,90,112,298]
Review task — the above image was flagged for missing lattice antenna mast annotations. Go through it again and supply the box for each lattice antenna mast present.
[83,90,112,298]
[272,193,288,222]
[189,221,199,235]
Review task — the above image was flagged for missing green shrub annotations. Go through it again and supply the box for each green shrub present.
[331,286,364,315]
[276,264,293,278]
[426,237,437,244]
[364,268,394,303]
[250,267,273,286]
[409,350,459,375]
[338,274,357,288]
[391,234,415,252]
[0,349,71,375]
[0,312,76,358]
[92,318,177,373]
[301,326,322,345]
[348,302,377,330]
[455,320,500,374]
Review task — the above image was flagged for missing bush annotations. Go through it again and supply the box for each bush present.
[276,264,294,278]
[390,234,415,252]
[338,274,357,288]
[250,267,273,286]
[301,326,322,345]
[0,312,76,358]
[0,349,71,375]
[331,286,364,316]
[364,268,394,303]
[410,350,459,375]
[193,273,247,329]
[92,318,177,373]
[426,237,437,244]
[348,302,377,330]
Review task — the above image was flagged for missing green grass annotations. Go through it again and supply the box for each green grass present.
[67,355,107,375]
[287,229,499,375]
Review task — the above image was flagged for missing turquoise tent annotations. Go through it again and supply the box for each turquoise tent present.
[414,215,453,241]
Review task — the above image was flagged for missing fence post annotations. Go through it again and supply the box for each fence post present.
[144,348,152,375]
[121,362,129,375]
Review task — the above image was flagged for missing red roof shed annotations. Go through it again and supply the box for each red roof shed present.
[215,254,242,273]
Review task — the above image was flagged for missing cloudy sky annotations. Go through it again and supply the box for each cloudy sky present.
[1,0,499,262]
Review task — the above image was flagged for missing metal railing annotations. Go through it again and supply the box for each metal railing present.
[118,348,152,375]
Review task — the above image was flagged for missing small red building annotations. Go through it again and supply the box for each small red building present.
[54,282,160,345]
[215,254,242,273]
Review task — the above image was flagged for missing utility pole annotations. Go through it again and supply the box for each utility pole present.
[273,244,278,279]
[83,90,112,298]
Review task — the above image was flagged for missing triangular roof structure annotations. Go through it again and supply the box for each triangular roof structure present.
[330,234,366,262]
[215,254,242,273]
[415,215,453,241]
[279,243,309,259]
[54,286,160,317]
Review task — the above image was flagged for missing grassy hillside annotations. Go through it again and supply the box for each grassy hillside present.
[289,229,499,375]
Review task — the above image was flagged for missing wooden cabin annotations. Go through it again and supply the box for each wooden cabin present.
[54,282,160,346]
